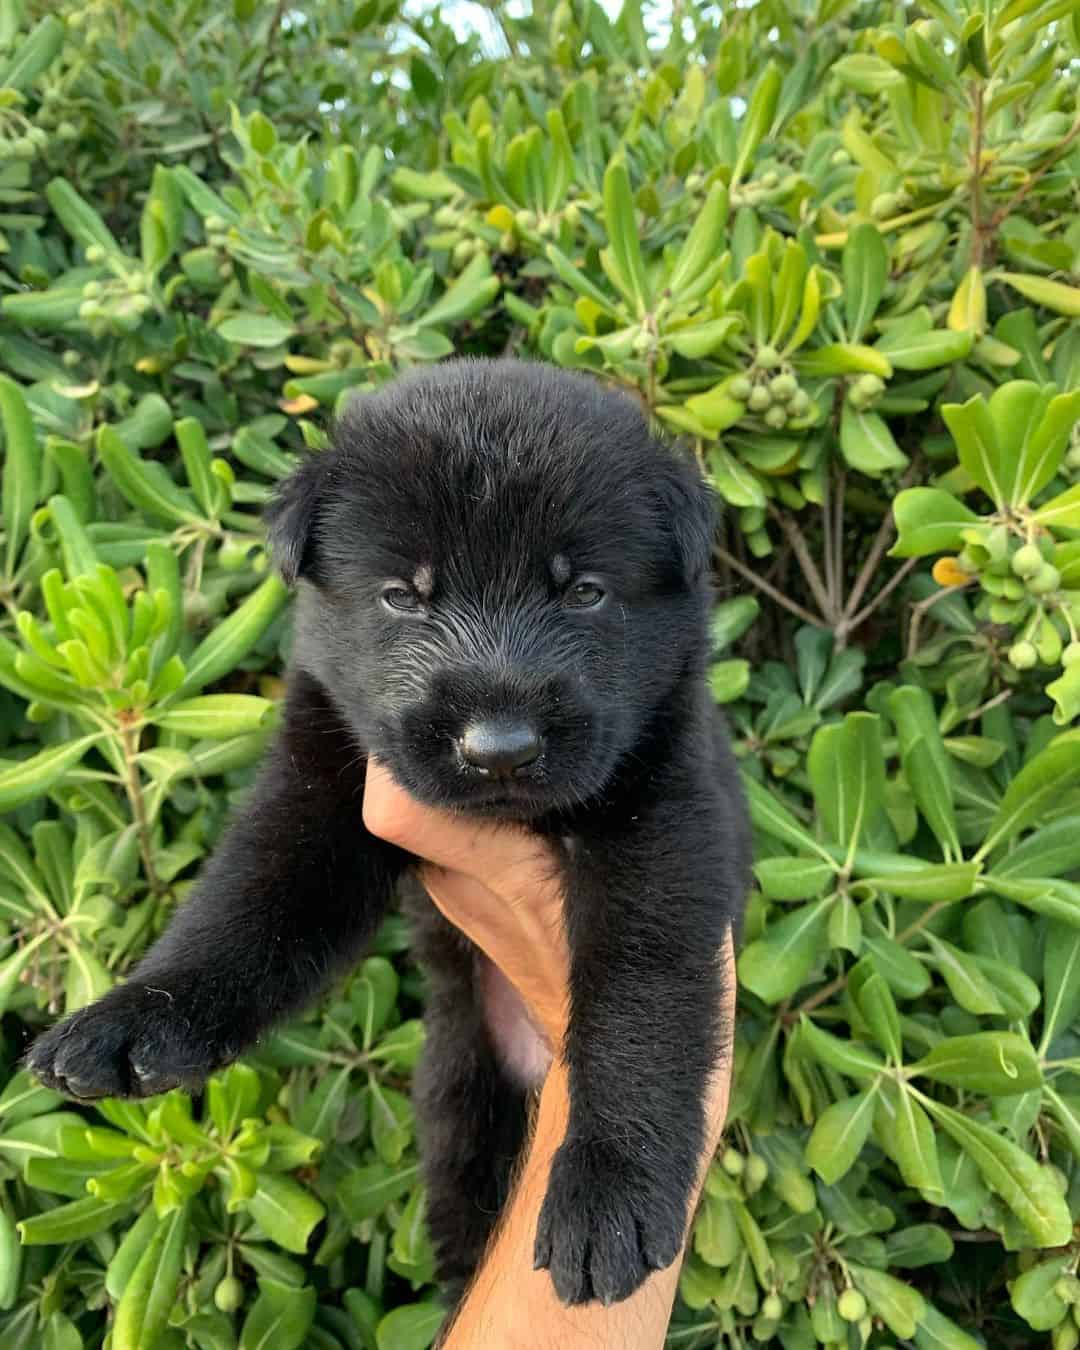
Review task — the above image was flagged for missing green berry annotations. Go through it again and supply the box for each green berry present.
[205,214,226,231]
[1008,641,1038,670]
[84,244,105,264]
[871,191,900,220]
[760,170,779,189]
[214,1275,244,1313]
[29,126,48,148]
[729,375,753,402]
[1028,564,1061,595]
[61,349,80,369]
[721,1147,744,1176]
[789,390,811,416]
[1066,446,1080,470]
[764,405,788,429]
[853,374,885,399]
[762,1293,783,1320]
[1063,643,1080,668]
[744,1154,769,1190]
[770,373,798,402]
[57,121,78,140]
[830,148,851,166]
[837,1289,867,1323]
[78,300,98,319]
[755,344,780,369]
[81,281,102,299]
[1011,543,1043,578]
[748,386,771,412]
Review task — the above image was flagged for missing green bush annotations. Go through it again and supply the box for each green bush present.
[1,1,1079,1346]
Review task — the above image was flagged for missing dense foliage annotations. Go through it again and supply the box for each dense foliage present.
[1,0,1080,1346]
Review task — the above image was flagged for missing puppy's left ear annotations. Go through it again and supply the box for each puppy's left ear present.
[265,452,330,585]
[655,456,717,586]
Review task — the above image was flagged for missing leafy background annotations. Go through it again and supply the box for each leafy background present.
[1,1,1080,1347]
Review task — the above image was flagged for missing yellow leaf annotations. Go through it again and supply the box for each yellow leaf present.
[948,266,986,334]
[279,394,319,415]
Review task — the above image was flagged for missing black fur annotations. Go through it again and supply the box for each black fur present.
[28,359,750,1307]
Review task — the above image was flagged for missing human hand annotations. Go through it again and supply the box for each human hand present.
[363,760,734,1138]
[362,759,571,1051]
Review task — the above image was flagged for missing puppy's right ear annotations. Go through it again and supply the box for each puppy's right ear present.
[265,453,329,585]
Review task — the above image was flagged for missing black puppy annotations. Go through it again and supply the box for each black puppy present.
[28,359,750,1307]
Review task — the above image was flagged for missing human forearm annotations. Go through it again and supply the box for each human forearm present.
[442,937,734,1349]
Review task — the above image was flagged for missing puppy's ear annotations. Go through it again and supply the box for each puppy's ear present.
[655,456,717,586]
[265,453,329,585]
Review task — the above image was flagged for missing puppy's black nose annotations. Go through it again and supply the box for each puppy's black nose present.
[459,720,542,777]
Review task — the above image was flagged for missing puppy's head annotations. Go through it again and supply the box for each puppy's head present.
[268,359,715,818]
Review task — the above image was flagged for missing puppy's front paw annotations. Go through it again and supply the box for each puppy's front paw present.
[534,1136,687,1306]
[27,985,234,1101]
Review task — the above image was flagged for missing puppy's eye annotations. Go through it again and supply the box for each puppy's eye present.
[565,579,606,609]
[381,584,421,613]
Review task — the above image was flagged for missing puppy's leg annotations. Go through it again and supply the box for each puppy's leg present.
[407,896,529,1304]
[534,798,739,1307]
[28,669,405,1101]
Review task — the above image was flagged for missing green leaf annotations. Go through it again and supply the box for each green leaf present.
[668,183,728,301]
[218,314,296,348]
[0,735,101,813]
[888,686,961,856]
[1033,481,1080,530]
[890,488,980,558]
[154,695,277,739]
[0,15,65,90]
[416,253,500,329]
[874,328,974,370]
[17,1196,132,1244]
[849,1265,925,1340]
[886,1224,954,1269]
[795,343,892,378]
[754,856,834,901]
[179,577,288,695]
[942,394,1008,506]
[737,896,832,1002]
[922,1097,1072,1245]
[375,1302,445,1350]
[44,180,121,255]
[112,1202,189,1350]
[806,713,886,854]
[337,1162,419,1223]
[875,1079,943,1196]
[1041,922,1080,1052]
[805,1090,876,1184]
[910,1033,1042,1095]
[245,1175,325,1254]
[839,406,908,477]
[913,1303,986,1350]
[733,61,781,182]
[741,773,834,863]
[843,224,887,341]
[0,376,41,578]
[97,426,201,527]
[979,729,1080,856]
[239,1280,316,1350]
[797,1016,886,1081]
[999,273,1080,318]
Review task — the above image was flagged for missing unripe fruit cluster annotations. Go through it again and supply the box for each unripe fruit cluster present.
[730,347,811,429]
[3,125,48,159]
[944,526,1080,677]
